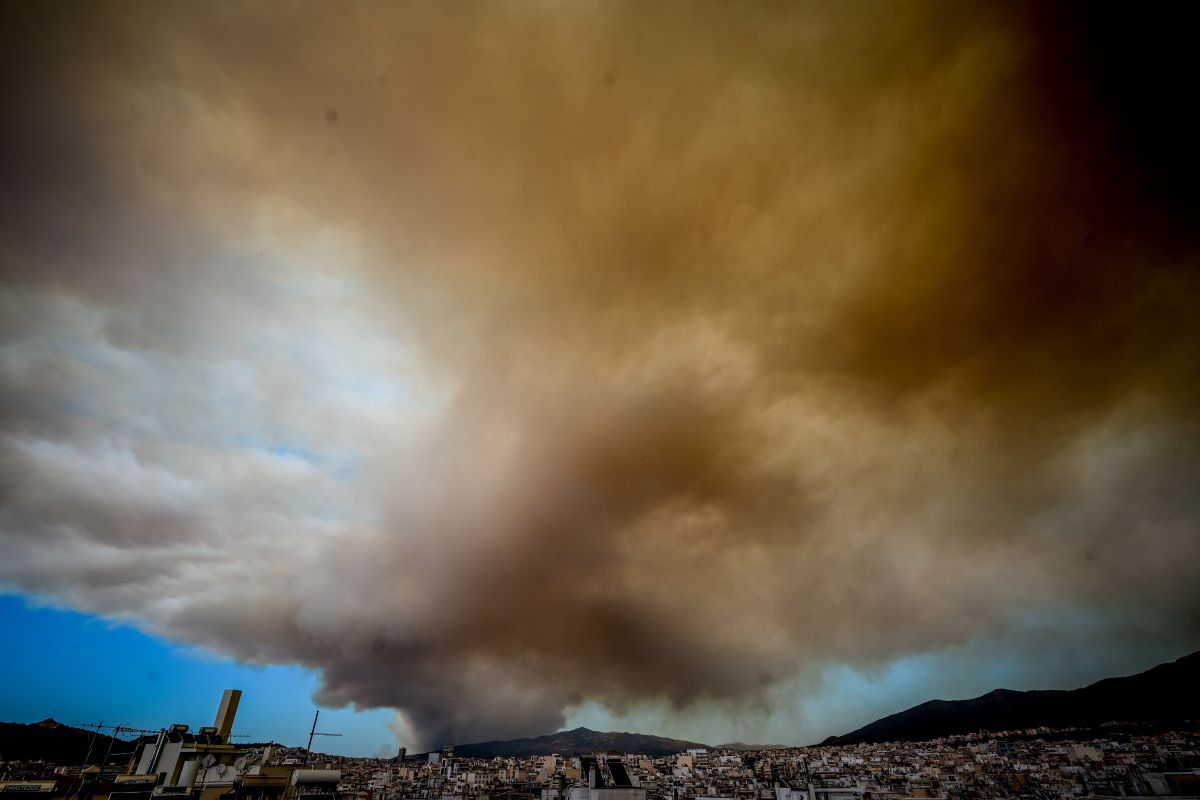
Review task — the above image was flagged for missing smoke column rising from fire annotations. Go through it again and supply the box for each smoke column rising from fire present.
[1,1,1199,749]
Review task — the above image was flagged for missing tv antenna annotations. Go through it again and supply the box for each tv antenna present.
[104,723,155,764]
[77,720,105,765]
[76,722,156,765]
[304,710,342,766]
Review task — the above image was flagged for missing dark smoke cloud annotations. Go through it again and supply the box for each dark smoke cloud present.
[2,1,1199,749]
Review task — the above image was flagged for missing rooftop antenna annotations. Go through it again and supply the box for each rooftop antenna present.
[77,721,104,766]
[101,723,156,765]
[304,710,342,766]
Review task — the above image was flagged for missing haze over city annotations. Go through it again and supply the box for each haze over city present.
[2,1,1198,758]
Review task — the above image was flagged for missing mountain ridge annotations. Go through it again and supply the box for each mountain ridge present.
[451,727,709,758]
[0,720,133,764]
[822,650,1200,746]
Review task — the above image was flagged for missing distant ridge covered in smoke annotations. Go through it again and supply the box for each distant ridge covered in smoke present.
[451,727,708,758]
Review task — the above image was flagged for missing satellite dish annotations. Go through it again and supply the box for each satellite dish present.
[214,764,227,777]
[201,755,217,768]
[234,757,248,771]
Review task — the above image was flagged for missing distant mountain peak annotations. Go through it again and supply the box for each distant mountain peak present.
[1,719,127,765]
[453,727,710,758]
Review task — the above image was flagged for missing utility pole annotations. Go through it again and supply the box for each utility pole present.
[304,710,343,767]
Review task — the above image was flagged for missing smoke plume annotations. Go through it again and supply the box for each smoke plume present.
[2,1,1199,749]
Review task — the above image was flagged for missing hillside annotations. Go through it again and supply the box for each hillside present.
[454,727,708,758]
[823,650,1200,745]
[0,719,134,764]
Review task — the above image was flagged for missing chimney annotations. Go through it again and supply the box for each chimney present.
[213,689,242,740]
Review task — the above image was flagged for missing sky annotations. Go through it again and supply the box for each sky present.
[0,595,397,758]
[2,0,1199,757]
